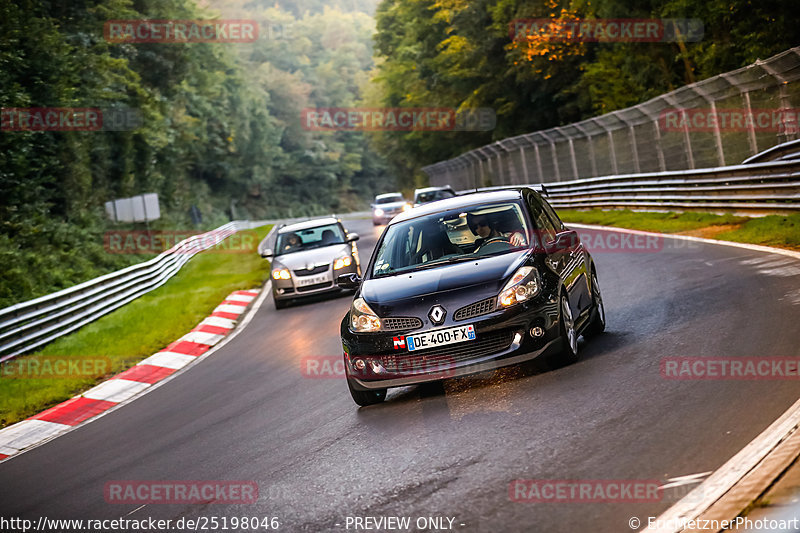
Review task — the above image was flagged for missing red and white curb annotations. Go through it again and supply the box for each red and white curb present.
[0,289,262,463]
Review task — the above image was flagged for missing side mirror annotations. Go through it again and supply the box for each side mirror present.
[550,230,579,253]
[260,248,273,258]
[337,273,361,290]
[346,233,360,242]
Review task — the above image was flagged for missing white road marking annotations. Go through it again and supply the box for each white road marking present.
[83,379,150,403]
[179,330,226,346]
[214,304,246,315]
[0,420,69,452]
[199,316,237,329]
[224,293,256,303]
[138,352,196,370]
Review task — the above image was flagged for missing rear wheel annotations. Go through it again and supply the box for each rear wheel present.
[347,378,387,406]
[583,270,605,338]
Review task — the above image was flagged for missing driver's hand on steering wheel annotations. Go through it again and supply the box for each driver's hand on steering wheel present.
[509,232,526,246]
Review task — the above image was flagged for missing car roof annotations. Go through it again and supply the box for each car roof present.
[391,189,525,224]
[414,185,452,194]
[278,217,340,233]
[375,192,403,199]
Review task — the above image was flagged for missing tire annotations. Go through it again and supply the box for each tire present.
[273,297,288,310]
[549,292,579,367]
[583,270,606,338]
[347,378,387,406]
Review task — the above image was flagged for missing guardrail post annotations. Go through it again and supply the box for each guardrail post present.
[608,130,619,175]
[568,137,579,179]
[519,146,530,182]
[652,119,667,171]
[743,91,759,156]
[534,142,544,182]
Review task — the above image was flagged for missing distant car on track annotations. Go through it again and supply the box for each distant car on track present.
[262,218,361,309]
[337,188,605,406]
[413,185,457,207]
[371,192,411,225]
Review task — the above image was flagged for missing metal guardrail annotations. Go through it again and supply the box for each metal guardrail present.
[0,220,270,361]
[460,159,800,212]
[424,46,800,192]
[743,139,800,164]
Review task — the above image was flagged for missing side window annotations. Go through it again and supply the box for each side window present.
[527,196,558,245]
[540,198,565,231]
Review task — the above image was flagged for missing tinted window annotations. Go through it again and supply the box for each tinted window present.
[415,189,455,203]
[372,202,528,277]
[376,195,404,204]
[528,196,558,245]
[276,223,345,254]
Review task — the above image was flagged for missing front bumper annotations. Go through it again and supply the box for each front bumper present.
[273,262,358,301]
[341,298,562,390]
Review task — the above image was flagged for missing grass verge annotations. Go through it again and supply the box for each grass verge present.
[0,225,272,428]
[559,209,800,250]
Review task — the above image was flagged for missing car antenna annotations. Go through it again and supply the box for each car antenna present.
[540,184,549,197]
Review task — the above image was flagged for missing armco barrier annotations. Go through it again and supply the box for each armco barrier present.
[458,159,800,212]
[0,221,268,361]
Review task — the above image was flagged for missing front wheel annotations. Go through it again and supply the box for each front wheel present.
[347,378,387,406]
[583,270,605,338]
[273,297,289,310]
[547,293,579,368]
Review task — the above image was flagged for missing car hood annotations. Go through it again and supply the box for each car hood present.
[273,244,350,270]
[362,250,529,315]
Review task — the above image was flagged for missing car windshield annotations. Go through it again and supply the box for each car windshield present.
[376,195,404,204]
[275,223,345,255]
[371,202,529,277]
[415,189,454,203]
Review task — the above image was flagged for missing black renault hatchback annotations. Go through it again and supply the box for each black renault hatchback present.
[337,188,605,406]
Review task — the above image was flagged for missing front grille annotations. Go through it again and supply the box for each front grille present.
[377,330,514,373]
[382,317,423,331]
[294,264,329,277]
[296,281,333,292]
[454,298,496,320]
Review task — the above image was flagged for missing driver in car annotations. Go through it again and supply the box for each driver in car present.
[468,213,526,250]
[282,232,302,252]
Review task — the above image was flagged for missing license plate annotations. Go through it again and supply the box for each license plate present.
[296,273,329,286]
[407,324,476,352]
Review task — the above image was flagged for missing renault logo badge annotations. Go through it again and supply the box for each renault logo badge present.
[428,305,446,325]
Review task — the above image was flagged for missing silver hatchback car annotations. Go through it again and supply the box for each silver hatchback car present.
[262,218,361,309]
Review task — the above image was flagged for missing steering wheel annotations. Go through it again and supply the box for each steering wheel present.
[476,235,512,253]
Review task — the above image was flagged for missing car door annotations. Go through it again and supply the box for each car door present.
[527,194,591,323]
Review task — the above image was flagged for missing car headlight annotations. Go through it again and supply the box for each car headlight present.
[497,266,541,308]
[402,203,412,212]
[350,297,381,332]
[333,256,352,270]
[374,208,384,217]
[272,268,291,280]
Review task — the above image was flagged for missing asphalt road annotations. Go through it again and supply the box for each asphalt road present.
[1,219,800,533]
